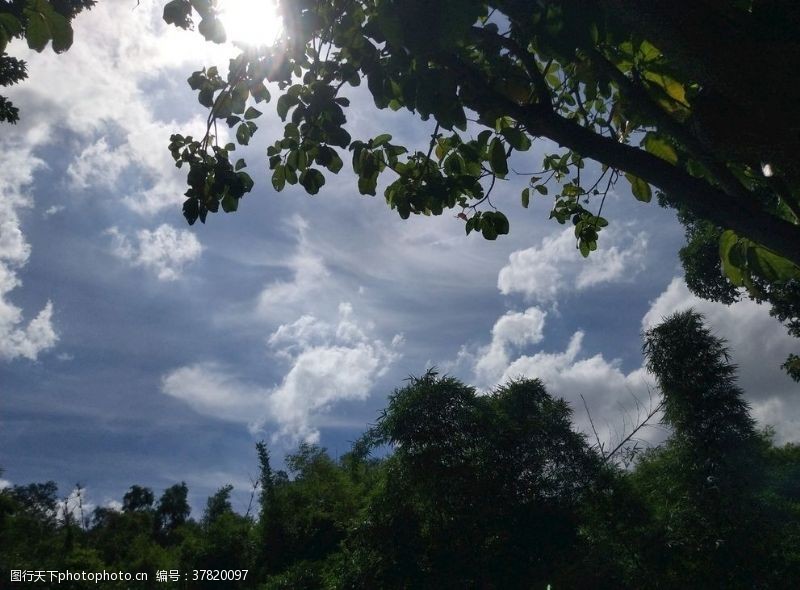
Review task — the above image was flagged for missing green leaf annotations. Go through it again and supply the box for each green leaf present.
[373,133,392,147]
[182,198,199,225]
[285,165,298,185]
[643,71,688,106]
[237,171,254,193]
[244,106,262,120]
[748,246,800,282]
[221,193,238,212]
[465,216,476,235]
[501,127,531,151]
[24,8,49,52]
[0,28,9,54]
[326,150,343,173]
[250,82,270,103]
[272,165,286,191]
[493,211,510,235]
[198,17,226,44]
[719,230,744,285]
[521,188,530,208]
[643,134,678,165]
[198,87,215,108]
[276,94,297,121]
[163,0,192,29]
[625,173,652,202]
[489,138,508,176]
[236,123,251,145]
[358,174,378,195]
[234,158,246,171]
[47,10,72,53]
[300,168,325,195]
[0,13,22,37]
[444,153,465,176]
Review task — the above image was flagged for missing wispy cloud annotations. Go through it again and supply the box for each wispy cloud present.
[107,224,202,281]
[163,302,400,442]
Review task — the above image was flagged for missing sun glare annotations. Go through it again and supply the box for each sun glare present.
[219,0,284,47]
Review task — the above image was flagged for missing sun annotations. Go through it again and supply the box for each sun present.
[219,0,284,47]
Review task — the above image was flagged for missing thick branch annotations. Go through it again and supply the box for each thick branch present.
[450,54,800,265]
[528,107,800,266]
[585,48,752,203]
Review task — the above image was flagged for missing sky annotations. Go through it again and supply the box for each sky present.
[1,0,798,514]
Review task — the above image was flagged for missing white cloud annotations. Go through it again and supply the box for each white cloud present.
[67,136,129,190]
[107,224,203,281]
[163,303,400,442]
[0,301,58,361]
[43,205,65,217]
[56,486,96,525]
[497,226,647,303]
[470,316,660,451]
[466,274,800,451]
[0,0,232,359]
[162,362,272,427]
[474,307,547,384]
[6,1,236,216]
[0,479,11,490]
[0,141,58,361]
[256,216,332,320]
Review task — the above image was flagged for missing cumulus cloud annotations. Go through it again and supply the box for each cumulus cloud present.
[497,226,647,303]
[163,303,400,442]
[0,1,231,359]
[474,307,547,384]
[9,1,232,216]
[107,224,202,281]
[465,275,800,449]
[469,315,657,450]
[0,142,58,361]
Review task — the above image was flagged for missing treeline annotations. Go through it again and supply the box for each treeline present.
[2,311,799,589]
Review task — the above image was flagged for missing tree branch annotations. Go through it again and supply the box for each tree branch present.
[450,56,800,265]
[585,47,752,203]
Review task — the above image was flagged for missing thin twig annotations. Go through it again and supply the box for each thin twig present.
[581,394,606,460]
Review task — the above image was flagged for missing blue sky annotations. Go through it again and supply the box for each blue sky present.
[1,0,797,514]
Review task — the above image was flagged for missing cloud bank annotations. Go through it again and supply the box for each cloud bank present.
[163,302,399,443]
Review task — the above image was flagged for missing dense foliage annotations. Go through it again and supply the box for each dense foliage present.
[0,0,94,123]
[163,1,800,278]
[3,312,799,588]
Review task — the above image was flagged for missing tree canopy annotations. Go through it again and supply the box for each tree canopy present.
[162,0,800,287]
[2,313,800,587]
[0,0,94,122]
